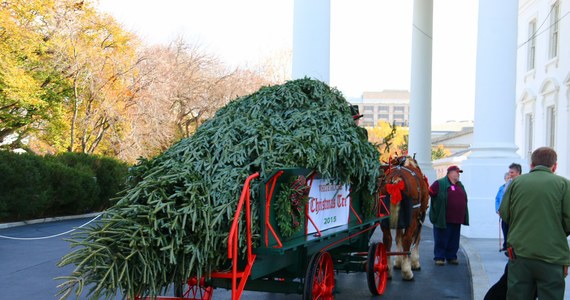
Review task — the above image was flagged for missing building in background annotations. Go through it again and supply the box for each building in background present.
[431,121,474,154]
[516,0,569,179]
[350,90,410,127]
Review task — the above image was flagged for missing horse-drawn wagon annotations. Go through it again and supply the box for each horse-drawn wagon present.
[137,167,391,300]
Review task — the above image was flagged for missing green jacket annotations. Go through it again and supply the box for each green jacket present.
[499,165,570,265]
[429,177,469,229]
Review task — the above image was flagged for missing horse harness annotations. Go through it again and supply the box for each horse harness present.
[387,165,423,210]
[387,165,427,248]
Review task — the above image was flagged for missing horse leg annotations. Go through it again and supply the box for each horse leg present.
[400,227,415,281]
[394,229,403,269]
[381,226,393,279]
[411,229,421,270]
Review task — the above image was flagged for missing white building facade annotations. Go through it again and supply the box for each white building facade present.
[291,0,567,238]
[516,0,570,179]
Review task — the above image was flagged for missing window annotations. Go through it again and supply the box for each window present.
[546,105,556,147]
[378,106,389,113]
[393,114,405,121]
[393,106,405,113]
[363,106,374,113]
[525,113,534,158]
[549,2,560,59]
[362,114,374,127]
[527,20,536,70]
[377,113,389,121]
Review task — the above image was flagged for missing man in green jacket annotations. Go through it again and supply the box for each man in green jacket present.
[429,165,469,265]
[499,147,570,300]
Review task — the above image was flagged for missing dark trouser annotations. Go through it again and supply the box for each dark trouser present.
[484,264,508,300]
[433,223,461,261]
[507,257,565,300]
[501,220,509,250]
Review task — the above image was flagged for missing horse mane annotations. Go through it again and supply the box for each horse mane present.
[402,156,418,169]
[389,155,422,176]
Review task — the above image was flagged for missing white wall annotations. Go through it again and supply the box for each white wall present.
[515,0,569,178]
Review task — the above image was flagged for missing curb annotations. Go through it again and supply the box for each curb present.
[460,236,488,300]
[0,212,101,230]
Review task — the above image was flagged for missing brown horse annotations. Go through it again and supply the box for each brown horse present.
[379,155,429,281]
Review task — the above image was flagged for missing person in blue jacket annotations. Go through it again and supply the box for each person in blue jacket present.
[494,163,522,251]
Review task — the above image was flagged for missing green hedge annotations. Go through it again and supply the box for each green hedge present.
[0,151,129,222]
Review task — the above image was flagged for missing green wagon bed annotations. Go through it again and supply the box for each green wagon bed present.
[137,168,390,300]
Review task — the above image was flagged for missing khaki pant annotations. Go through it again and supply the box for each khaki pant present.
[507,257,565,300]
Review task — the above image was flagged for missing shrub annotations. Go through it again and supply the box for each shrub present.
[45,160,100,216]
[50,152,130,210]
[0,152,51,221]
[0,151,129,222]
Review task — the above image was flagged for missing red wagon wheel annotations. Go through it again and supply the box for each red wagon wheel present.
[303,251,335,300]
[367,242,388,295]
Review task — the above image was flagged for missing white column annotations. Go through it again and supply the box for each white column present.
[291,0,331,83]
[409,0,435,182]
[460,0,524,238]
[566,86,570,178]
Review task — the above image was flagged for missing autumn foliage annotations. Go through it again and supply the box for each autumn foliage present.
[0,0,283,162]
[366,122,450,162]
[366,121,409,162]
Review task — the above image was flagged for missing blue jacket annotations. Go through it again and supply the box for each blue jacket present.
[495,184,506,213]
[495,180,512,212]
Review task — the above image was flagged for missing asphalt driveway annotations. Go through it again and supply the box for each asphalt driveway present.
[0,217,471,299]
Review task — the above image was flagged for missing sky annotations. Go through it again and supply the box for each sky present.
[96,0,478,125]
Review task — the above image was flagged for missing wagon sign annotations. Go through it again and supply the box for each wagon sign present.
[307,179,351,234]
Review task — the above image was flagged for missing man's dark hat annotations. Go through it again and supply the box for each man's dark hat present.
[350,105,364,120]
[447,165,463,173]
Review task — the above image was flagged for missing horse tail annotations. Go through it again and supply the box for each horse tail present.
[390,201,400,229]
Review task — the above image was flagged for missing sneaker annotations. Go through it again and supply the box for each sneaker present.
[448,259,459,265]
[435,260,445,266]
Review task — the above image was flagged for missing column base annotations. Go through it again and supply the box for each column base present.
[467,143,520,159]
[458,153,527,238]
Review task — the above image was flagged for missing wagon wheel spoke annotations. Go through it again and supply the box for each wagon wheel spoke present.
[367,243,388,295]
[305,252,335,300]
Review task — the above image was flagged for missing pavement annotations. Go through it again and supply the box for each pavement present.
[458,228,570,300]
[0,215,569,300]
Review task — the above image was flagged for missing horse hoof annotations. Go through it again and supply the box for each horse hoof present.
[412,266,421,271]
[402,276,415,281]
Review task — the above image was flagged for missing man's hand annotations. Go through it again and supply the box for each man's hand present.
[564,265,568,277]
